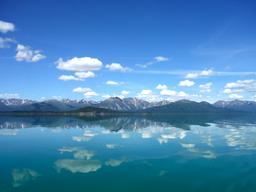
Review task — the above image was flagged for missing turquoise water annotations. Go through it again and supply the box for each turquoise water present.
[0,114,256,192]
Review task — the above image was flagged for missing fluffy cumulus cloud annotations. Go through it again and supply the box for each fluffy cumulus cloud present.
[225,79,255,89]
[0,37,16,48]
[105,63,131,72]
[137,89,160,102]
[199,82,212,93]
[0,20,15,33]
[15,44,46,62]
[186,69,214,79]
[121,90,130,96]
[156,84,168,90]
[154,56,169,62]
[59,71,95,81]
[177,91,188,97]
[73,87,98,97]
[160,89,188,97]
[75,71,95,79]
[106,80,121,86]
[160,89,176,96]
[59,75,80,81]
[228,94,244,99]
[56,57,102,71]
[179,80,195,87]
[140,89,153,95]
[102,94,111,99]
[137,56,169,68]
[223,88,243,94]
[0,93,19,99]
[223,79,256,99]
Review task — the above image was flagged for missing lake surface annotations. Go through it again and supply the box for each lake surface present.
[0,114,256,192]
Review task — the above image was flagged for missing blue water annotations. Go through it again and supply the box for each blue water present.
[0,114,256,192]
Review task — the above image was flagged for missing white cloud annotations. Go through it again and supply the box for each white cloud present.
[160,89,188,97]
[75,71,95,79]
[160,89,176,96]
[15,44,45,62]
[185,73,198,79]
[225,79,255,89]
[102,94,111,99]
[59,75,80,81]
[223,88,243,94]
[186,69,213,79]
[73,87,98,97]
[0,20,15,33]
[73,87,91,93]
[140,89,153,95]
[154,56,169,62]
[121,90,129,95]
[0,93,19,98]
[199,82,212,93]
[106,80,120,86]
[59,71,95,81]
[84,91,98,97]
[137,56,169,68]
[201,69,213,76]
[56,57,102,71]
[105,63,131,72]
[223,79,256,98]
[137,89,160,102]
[179,80,195,87]
[177,91,188,97]
[228,94,244,99]
[156,84,168,90]
[0,37,15,48]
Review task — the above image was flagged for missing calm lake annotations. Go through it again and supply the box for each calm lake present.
[0,114,256,192]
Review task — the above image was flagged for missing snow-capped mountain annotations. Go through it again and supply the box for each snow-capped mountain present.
[0,98,35,106]
[214,100,256,112]
[95,97,152,111]
[1,97,256,112]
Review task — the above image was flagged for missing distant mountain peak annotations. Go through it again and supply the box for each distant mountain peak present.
[1,98,256,113]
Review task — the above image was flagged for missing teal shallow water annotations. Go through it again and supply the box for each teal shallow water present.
[0,115,256,192]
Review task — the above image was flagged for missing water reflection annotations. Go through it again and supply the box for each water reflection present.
[1,114,256,130]
[58,147,95,160]
[12,169,40,187]
[55,159,102,174]
[0,114,256,191]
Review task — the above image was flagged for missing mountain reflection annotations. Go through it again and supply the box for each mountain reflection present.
[1,114,256,191]
[1,114,256,130]
[0,114,256,157]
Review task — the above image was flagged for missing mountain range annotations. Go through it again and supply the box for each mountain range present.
[0,97,256,113]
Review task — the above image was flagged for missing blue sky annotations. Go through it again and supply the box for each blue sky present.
[0,0,256,102]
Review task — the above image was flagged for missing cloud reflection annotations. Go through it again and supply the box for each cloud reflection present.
[58,147,94,160]
[55,159,101,173]
[12,169,40,187]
